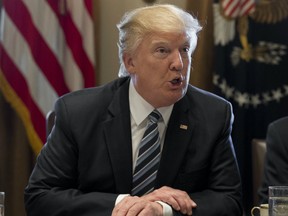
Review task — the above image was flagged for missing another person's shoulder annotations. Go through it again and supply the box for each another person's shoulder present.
[269,116,288,131]
[271,116,288,127]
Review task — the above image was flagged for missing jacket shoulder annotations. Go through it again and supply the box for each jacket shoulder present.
[56,77,130,110]
[186,85,231,108]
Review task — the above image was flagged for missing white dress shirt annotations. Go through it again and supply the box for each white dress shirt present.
[115,80,173,216]
[129,80,173,171]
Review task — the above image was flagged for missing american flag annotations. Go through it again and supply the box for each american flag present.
[221,0,256,18]
[0,0,96,154]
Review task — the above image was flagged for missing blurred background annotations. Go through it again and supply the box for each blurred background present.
[0,0,287,215]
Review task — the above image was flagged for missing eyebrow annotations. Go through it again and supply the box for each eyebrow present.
[151,40,191,47]
[150,40,169,46]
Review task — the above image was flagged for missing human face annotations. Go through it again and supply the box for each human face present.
[124,32,194,108]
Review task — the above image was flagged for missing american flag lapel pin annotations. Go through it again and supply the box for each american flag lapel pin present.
[180,124,188,130]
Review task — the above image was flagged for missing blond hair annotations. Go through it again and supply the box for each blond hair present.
[117,4,202,77]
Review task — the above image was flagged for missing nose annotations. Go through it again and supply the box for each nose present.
[170,51,184,72]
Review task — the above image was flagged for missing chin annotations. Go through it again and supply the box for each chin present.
[168,94,184,105]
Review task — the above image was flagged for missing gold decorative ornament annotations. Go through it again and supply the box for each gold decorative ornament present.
[237,16,253,62]
[250,0,288,23]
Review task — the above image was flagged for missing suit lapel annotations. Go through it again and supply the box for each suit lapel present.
[101,80,197,192]
[156,97,196,187]
[103,79,133,193]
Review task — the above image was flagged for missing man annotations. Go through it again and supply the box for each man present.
[25,4,242,216]
[258,116,288,203]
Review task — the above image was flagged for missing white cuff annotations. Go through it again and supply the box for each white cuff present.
[115,194,129,205]
[156,201,173,216]
[116,195,173,216]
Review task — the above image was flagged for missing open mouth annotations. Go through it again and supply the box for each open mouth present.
[170,77,182,85]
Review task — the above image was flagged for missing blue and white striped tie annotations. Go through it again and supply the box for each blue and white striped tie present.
[132,109,162,196]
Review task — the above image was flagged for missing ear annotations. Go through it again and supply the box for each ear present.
[123,53,136,74]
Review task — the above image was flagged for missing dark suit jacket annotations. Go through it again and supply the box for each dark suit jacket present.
[24,77,242,216]
[258,116,288,203]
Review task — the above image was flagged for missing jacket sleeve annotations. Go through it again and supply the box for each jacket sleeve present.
[193,103,242,216]
[24,98,117,216]
[174,102,243,216]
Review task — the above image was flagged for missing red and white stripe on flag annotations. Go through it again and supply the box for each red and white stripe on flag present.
[221,0,256,18]
[0,0,96,155]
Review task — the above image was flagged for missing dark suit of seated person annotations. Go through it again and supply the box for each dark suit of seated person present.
[258,116,288,203]
[24,4,243,216]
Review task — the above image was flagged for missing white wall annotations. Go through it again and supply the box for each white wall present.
[98,0,186,85]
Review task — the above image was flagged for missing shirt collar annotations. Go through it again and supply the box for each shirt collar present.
[129,80,173,126]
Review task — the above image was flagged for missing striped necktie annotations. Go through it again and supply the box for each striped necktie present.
[132,109,162,196]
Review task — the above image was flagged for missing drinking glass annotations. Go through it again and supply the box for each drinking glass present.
[0,192,4,216]
[269,186,288,216]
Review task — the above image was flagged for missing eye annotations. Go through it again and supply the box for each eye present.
[156,47,169,54]
[181,46,190,53]
[180,46,191,58]
[154,47,170,58]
